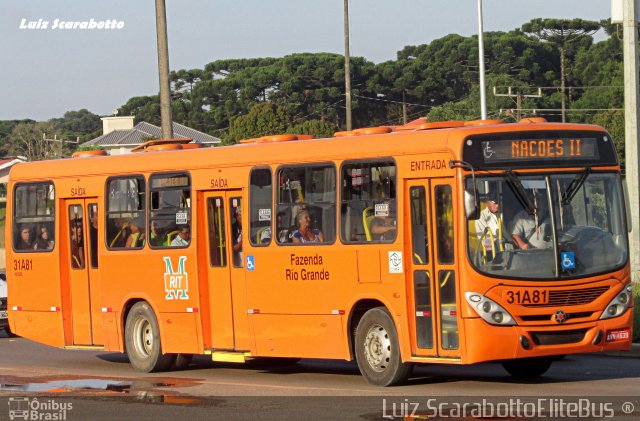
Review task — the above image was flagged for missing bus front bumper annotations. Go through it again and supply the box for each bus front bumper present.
[462,310,633,364]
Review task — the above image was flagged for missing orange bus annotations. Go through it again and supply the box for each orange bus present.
[6,119,633,386]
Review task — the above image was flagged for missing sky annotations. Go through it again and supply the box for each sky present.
[0,0,611,122]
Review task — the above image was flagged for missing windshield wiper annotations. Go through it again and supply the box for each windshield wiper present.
[503,170,536,215]
[561,167,591,206]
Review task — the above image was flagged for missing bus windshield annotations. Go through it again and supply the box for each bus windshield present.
[466,172,627,280]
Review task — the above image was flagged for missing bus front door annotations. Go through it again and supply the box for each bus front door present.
[200,191,249,351]
[63,199,102,346]
[405,179,459,358]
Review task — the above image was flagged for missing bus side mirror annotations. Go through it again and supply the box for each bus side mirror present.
[465,190,480,220]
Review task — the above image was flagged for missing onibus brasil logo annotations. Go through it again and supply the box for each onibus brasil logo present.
[163,256,189,300]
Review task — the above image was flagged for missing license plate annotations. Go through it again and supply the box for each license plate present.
[606,329,630,342]
[0,310,7,319]
[503,289,549,305]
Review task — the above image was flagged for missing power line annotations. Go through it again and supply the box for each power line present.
[353,94,431,108]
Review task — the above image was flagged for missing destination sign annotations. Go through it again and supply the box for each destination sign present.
[462,131,617,170]
[151,175,189,189]
[481,138,599,163]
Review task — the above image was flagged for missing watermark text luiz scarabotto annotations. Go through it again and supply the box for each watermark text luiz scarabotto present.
[19,18,124,30]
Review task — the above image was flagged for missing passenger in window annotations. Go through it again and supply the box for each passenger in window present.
[70,222,85,268]
[16,225,34,250]
[34,226,53,250]
[370,202,397,241]
[150,221,167,246]
[475,193,503,252]
[171,224,190,247]
[125,217,145,248]
[291,209,324,243]
[232,207,243,265]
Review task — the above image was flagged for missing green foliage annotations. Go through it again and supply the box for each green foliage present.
[225,103,293,144]
[591,111,625,167]
[5,121,66,160]
[49,109,102,142]
[287,119,337,139]
[75,144,105,152]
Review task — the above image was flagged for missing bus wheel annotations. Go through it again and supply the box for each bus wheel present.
[355,307,412,386]
[5,326,18,338]
[173,353,193,370]
[501,357,553,378]
[125,302,175,372]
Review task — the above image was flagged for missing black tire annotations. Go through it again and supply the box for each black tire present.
[125,302,175,372]
[354,307,412,386]
[501,357,553,378]
[5,326,18,338]
[173,353,194,370]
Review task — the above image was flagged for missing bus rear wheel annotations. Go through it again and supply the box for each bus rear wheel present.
[5,326,18,338]
[355,307,412,386]
[501,357,553,378]
[125,302,174,372]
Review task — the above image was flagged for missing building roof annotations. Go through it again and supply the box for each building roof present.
[81,121,220,147]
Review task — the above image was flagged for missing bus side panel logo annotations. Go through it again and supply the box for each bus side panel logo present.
[163,256,189,300]
[388,251,403,273]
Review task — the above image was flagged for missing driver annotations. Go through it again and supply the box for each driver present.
[511,189,553,250]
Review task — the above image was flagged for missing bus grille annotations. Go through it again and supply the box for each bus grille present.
[531,329,587,346]
[522,286,609,307]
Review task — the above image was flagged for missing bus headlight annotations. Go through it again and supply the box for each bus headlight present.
[465,292,516,326]
[600,284,633,320]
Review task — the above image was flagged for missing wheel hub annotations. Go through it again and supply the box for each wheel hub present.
[133,317,153,358]
[363,324,391,372]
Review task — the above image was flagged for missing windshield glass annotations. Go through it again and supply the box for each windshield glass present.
[466,172,627,280]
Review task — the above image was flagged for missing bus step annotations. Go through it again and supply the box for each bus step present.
[208,351,252,363]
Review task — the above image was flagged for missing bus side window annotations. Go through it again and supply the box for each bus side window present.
[13,182,55,253]
[249,167,272,246]
[340,159,396,244]
[106,176,145,250]
[148,173,191,248]
[276,164,336,245]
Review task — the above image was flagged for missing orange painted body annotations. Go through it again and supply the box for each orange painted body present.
[5,121,632,366]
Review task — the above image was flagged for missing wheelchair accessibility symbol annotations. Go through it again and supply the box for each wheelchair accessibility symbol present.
[246,255,255,271]
[560,252,576,270]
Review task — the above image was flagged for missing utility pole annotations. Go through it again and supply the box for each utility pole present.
[477,0,487,120]
[155,0,174,139]
[623,0,640,283]
[343,0,352,131]
[492,86,542,120]
[402,91,407,125]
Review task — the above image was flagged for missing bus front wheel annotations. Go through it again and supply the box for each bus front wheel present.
[501,357,553,378]
[4,326,18,338]
[355,307,412,386]
[125,302,175,372]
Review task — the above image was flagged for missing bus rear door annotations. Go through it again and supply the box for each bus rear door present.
[405,179,459,358]
[63,199,102,346]
[198,190,250,351]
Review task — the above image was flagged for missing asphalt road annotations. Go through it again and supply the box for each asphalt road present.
[0,334,638,420]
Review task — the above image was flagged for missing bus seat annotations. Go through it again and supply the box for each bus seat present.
[109,223,130,248]
[166,230,179,245]
[256,226,270,244]
[363,207,375,242]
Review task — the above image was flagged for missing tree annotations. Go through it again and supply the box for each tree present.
[49,109,102,142]
[522,18,601,122]
[5,122,65,161]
